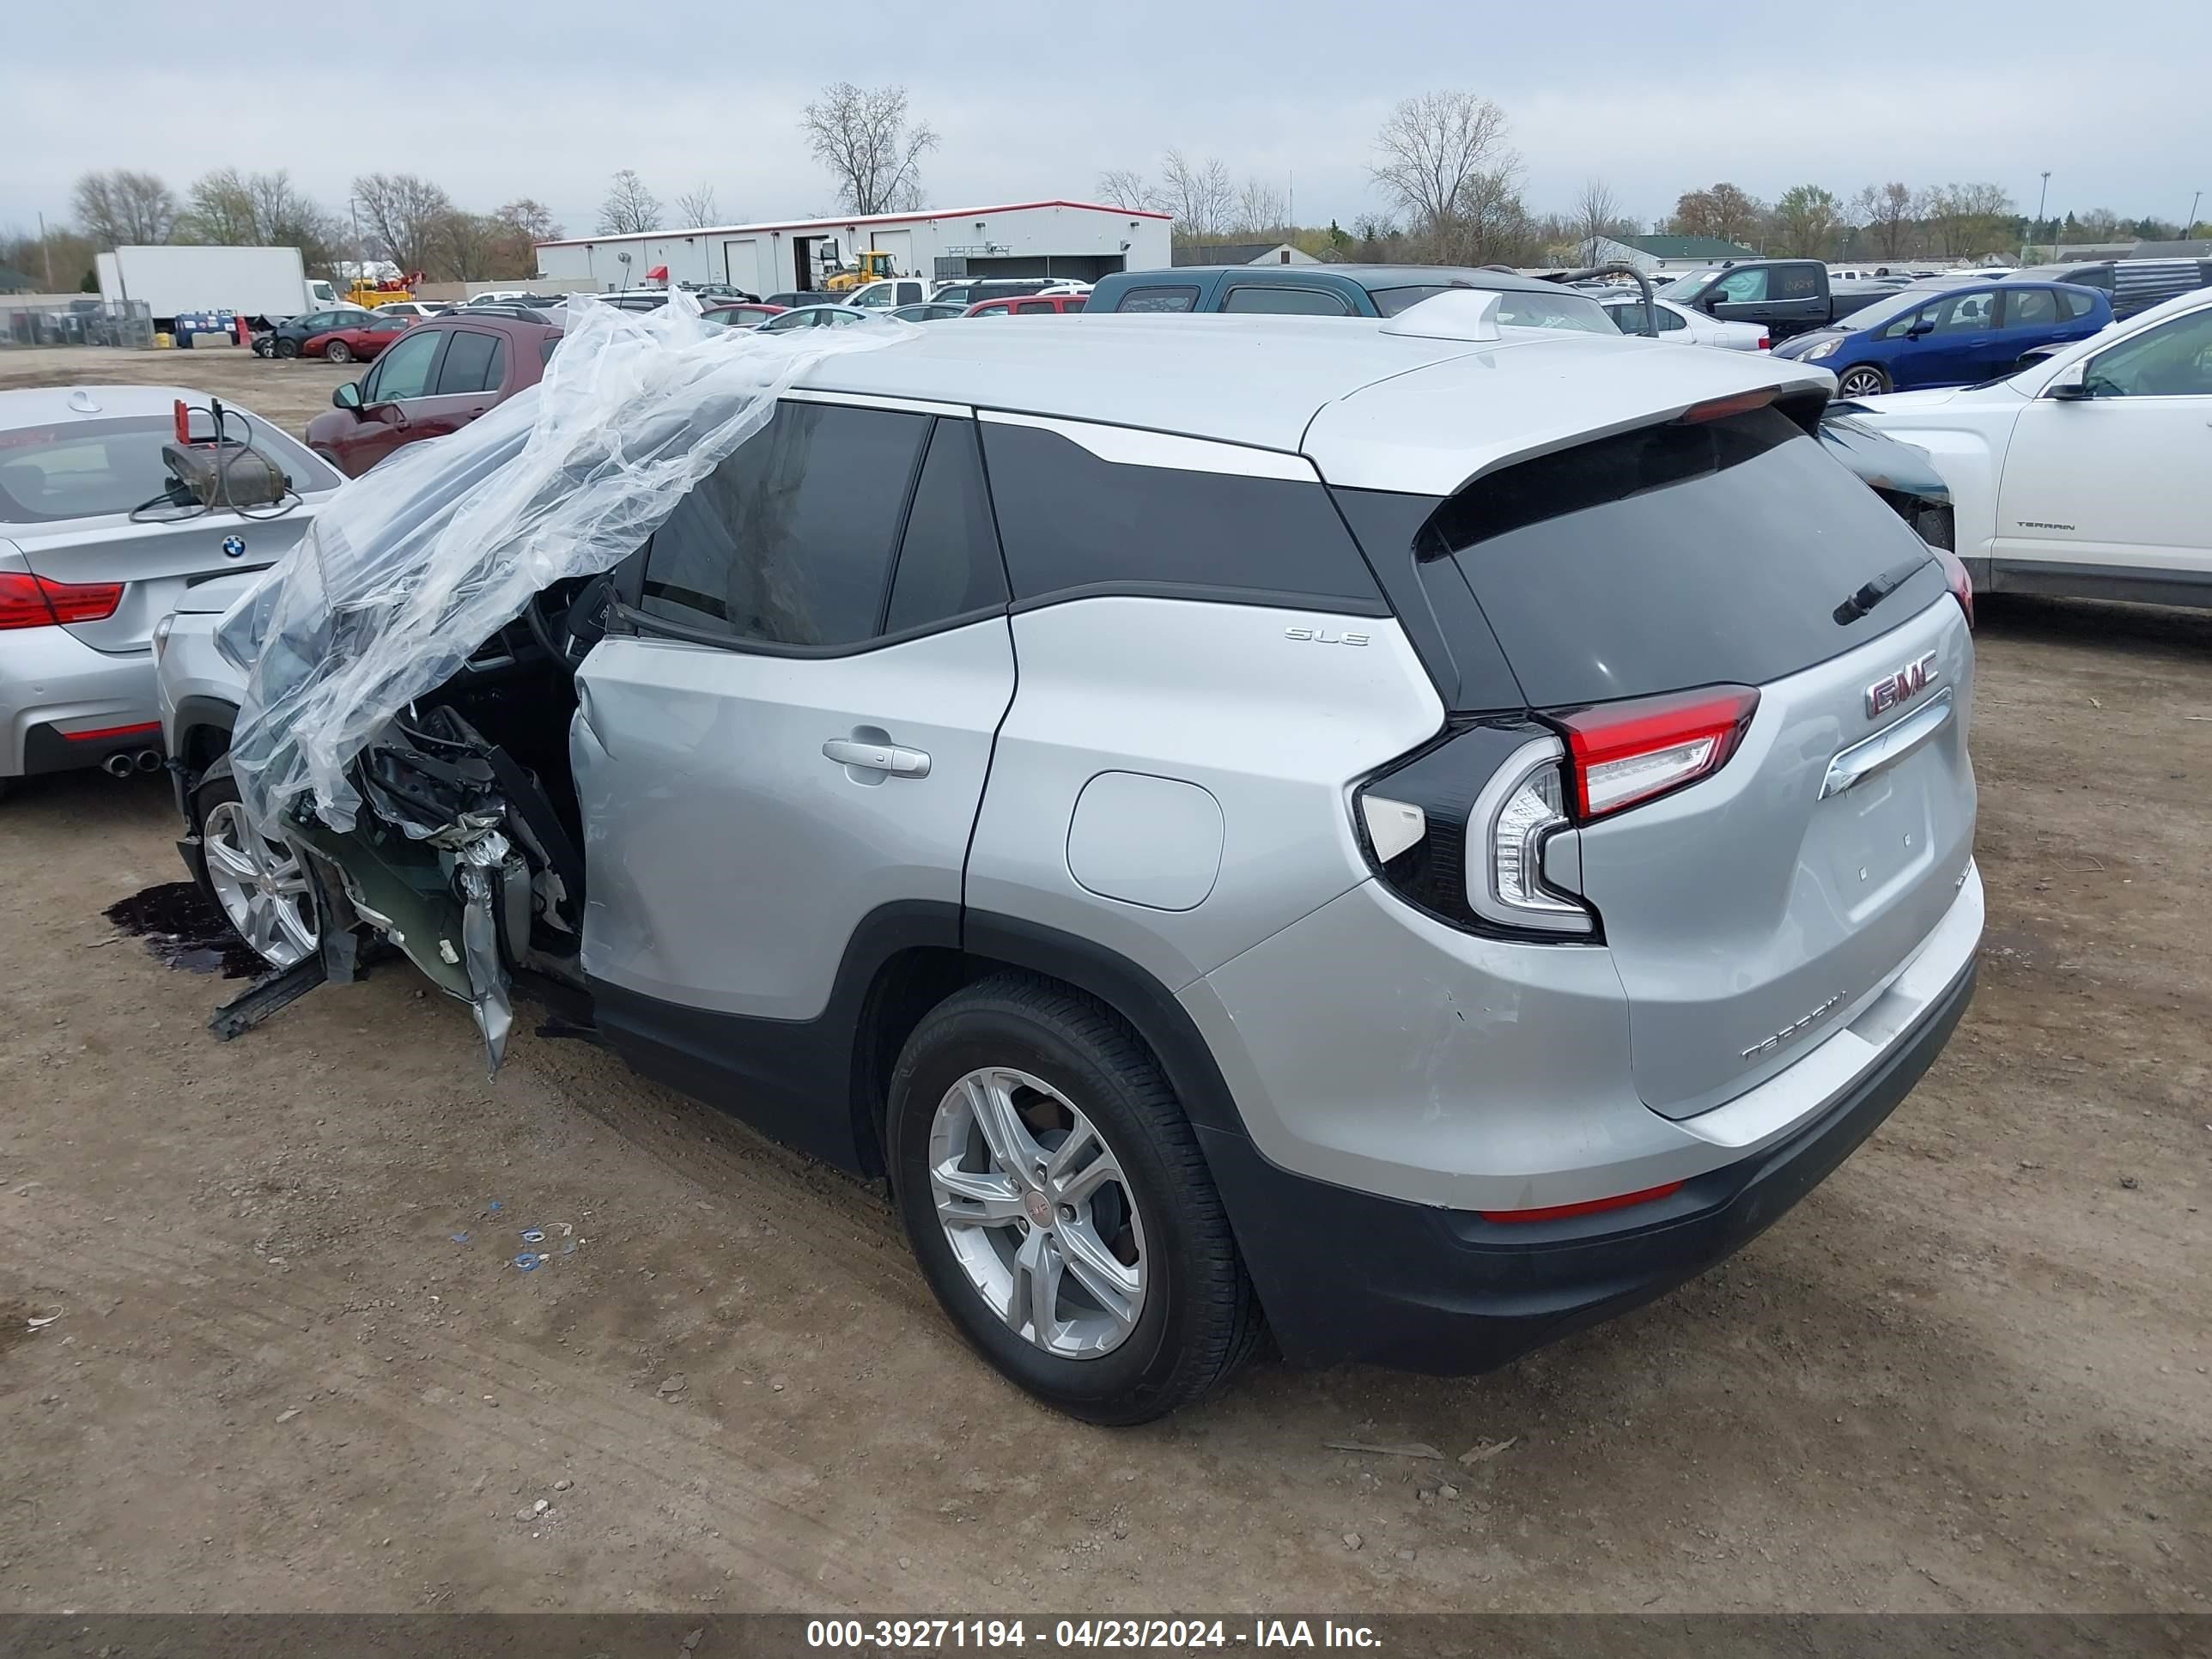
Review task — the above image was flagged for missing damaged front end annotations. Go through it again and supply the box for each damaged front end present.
[289,704,586,1073]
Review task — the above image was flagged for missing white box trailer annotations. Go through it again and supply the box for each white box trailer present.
[537,201,1175,296]
[95,246,338,330]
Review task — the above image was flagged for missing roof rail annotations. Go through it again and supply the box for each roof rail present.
[1376,289,1504,343]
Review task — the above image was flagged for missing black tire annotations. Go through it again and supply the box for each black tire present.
[273,337,299,359]
[886,972,1262,1425]
[1836,363,1890,398]
[325,338,351,363]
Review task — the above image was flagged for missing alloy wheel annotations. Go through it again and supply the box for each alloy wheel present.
[201,800,319,969]
[927,1066,1147,1359]
[1838,367,1887,397]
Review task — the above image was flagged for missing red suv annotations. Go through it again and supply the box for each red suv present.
[965,294,1088,317]
[303,313,562,477]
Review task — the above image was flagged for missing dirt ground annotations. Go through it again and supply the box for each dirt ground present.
[0,349,2207,1616]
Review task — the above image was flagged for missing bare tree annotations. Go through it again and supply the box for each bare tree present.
[674,184,720,228]
[1095,169,1152,211]
[598,170,664,235]
[1369,91,1517,234]
[486,199,562,279]
[800,83,939,217]
[1154,151,1234,242]
[1233,177,1291,240]
[351,173,454,275]
[71,168,180,248]
[182,167,258,246]
[1571,176,1624,264]
[1852,182,1919,258]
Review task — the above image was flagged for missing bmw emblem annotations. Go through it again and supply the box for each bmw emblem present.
[221,534,246,560]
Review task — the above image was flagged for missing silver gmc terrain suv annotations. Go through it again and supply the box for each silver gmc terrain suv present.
[162,296,1980,1422]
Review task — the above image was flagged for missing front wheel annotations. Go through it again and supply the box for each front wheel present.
[191,761,319,970]
[324,338,351,363]
[887,974,1262,1424]
[1837,363,1890,398]
[273,337,299,359]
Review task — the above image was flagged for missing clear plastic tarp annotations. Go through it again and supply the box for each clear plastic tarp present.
[222,294,910,831]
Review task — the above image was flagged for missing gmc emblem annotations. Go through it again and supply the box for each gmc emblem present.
[1866,651,1939,719]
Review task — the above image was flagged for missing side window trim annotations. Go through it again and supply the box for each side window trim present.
[978,409,1317,482]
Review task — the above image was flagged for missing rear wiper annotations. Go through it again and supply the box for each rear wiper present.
[1833,554,1929,625]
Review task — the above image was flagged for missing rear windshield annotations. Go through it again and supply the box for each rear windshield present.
[0,415,338,524]
[1371,283,1615,333]
[1422,407,1943,706]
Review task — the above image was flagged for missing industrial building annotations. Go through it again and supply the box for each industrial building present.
[534,200,1174,295]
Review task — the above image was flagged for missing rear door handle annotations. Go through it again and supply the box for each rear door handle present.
[823,738,931,777]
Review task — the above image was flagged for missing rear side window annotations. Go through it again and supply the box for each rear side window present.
[884,419,1008,633]
[640,402,928,648]
[2060,289,2099,319]
[435,330,504,394]
[1426,407,1942,705]
[980,421,1382,608]
[1223,285,1351,316]
[1113,285,1199,313]
[2005,288,2060,327]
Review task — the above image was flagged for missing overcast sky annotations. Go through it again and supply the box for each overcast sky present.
[5,2,2206,242]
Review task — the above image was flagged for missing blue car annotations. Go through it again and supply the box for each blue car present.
[1772,280,2110,398]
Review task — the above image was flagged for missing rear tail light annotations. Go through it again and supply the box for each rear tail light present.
[1553,686,1759,820]
[1757,333,1771,350]
[1357,690,1762,942]
[1933,546,1974,627]
[0,571,125,630]
[1355,726,1595,939]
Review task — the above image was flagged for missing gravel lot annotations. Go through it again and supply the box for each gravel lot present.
[1,348,2206,1614]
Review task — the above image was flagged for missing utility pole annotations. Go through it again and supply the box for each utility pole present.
[36,210,54,290]
[2024,170,2050,266]
[2189,191,2203,237]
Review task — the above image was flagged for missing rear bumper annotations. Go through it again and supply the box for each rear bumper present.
[1,627,161,779]
[1202,951,1976,1374]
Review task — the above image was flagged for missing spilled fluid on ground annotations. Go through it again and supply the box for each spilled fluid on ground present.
[103,882,266,978]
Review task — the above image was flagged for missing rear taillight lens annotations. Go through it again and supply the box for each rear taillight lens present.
[1553,686,1759,821]
[1355,726,1595,939]
[1757,334,1771,350]
[0,571,124,630]
[1933,546,1973,627]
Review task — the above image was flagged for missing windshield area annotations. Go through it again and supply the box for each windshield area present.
[1656,270,1722,301]
[1834,290,1923,332]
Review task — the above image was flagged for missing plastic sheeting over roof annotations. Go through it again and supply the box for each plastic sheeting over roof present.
[222,293,910,832]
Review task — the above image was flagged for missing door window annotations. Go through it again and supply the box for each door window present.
[2082,309,2212,398]
[1222,285,1352,316]
[364,328,442,401]
[639,402,929,648]
[1713,268,1769,302]
[883,420,1009,633]
[434,330,505,394]
[2002,288,2059,327]
[1924,291,1996,333]
[1775,266,1822,301]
